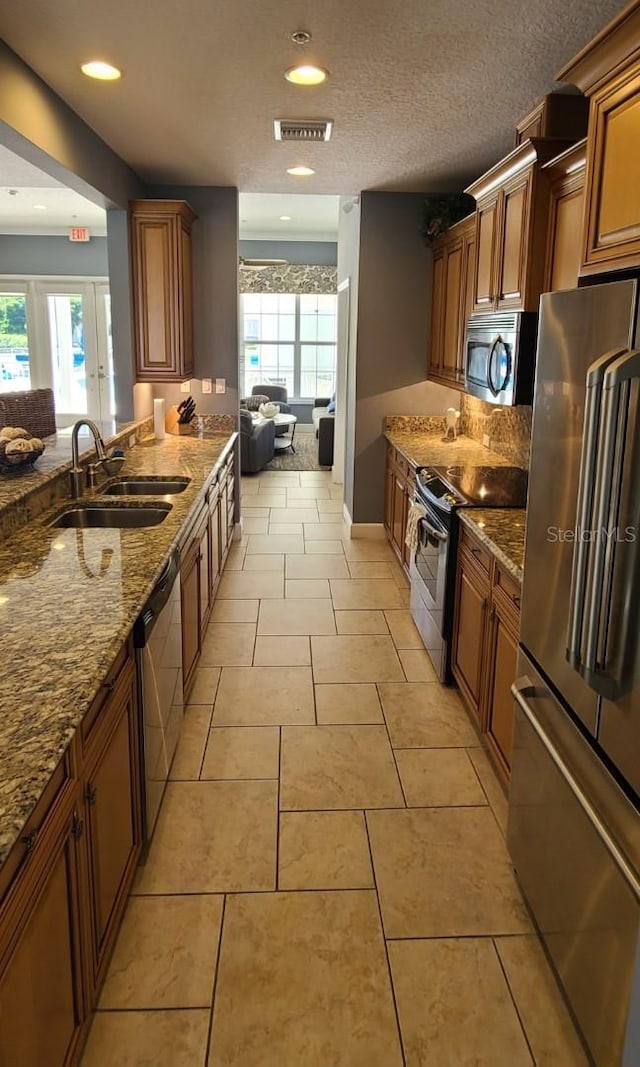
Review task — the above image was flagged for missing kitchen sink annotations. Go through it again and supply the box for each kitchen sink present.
[49,502,172,529]
[102,476,191,496]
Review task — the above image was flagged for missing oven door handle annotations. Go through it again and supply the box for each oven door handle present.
[420,516,447,543]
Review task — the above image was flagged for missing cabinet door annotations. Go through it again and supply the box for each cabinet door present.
[582,60,640,274]
[485,603,519,778]
[197,513,211,631]
[0,801,86,1067]
[452,552,489,724]
[130,200,196,382]
[209,485,222,598]
[546,174,586,292]
[84,666,140,987]
[391,477,407,559]
[497,173,532,309]
[180,539,201,697]
[459,229,476,380]
[442,241,463,380]
[473,195,499,311]
[428,249,445,377]
[384,452,394,536]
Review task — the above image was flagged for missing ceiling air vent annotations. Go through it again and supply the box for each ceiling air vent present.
[274,119,333,143]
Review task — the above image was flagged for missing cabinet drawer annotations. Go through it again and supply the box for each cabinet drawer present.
[493,564,522,608]
[0,755,72,906]
[459,526,492,576]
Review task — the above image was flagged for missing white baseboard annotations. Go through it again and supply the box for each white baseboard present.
[233,521,243,541]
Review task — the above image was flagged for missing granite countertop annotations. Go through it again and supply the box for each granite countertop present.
[385,429,520,470]
[0,431,236,868]
[459,508,527,583]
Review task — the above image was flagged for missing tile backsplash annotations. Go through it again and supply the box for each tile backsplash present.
[460,395,532,469]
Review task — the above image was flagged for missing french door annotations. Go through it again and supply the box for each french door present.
[0,278,113,427]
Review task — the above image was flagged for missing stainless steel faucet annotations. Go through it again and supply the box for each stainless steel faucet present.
[69,419,107,498]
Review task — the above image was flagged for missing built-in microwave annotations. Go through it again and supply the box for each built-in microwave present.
[465,311,538,406]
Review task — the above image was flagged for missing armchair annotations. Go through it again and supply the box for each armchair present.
[239,409,275,474]
[251,384,291,435]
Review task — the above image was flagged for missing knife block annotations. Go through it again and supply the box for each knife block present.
[165,405,195,435]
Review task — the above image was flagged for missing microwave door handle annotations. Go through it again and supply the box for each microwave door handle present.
[582,349,640,693]
[566,348,627,669]
[487,338,500,396]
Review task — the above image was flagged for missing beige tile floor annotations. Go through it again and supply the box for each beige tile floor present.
[82,469,588,1067]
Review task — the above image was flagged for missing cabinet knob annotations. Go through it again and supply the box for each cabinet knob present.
[103,678,116,694]
[471,547,482,557]
[512,595,521,609]
[86,784,98,805]
[72,811,84,839]
[21,829,38,853]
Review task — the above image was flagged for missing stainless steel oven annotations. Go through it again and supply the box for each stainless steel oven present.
[410,465,529,682]
[465,312,537,406]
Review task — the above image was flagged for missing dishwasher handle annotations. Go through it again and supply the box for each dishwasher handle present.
[134,550,179,647]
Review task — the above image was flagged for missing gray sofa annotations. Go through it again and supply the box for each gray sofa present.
[239,409,275,474]
[312,398,335,466]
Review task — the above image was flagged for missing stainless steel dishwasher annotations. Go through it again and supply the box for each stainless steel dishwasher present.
[134,550,184,845]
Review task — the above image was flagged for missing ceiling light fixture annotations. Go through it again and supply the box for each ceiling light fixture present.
[291,30,311,45]
[81,60,122,81]
[287,166,315,176]
[285,65,328,86]
[279,215,292,220]
[33,204,47,210]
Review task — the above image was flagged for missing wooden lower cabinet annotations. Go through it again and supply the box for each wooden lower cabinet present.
[82,655,141,994]
[0,642,141,1067]
[451,550,489,725]
[452,524,521,782]
[0,785,86,1067]
[180,449,237,700]
[384,444,415,579]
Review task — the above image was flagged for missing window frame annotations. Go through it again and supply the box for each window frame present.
[241,292,337,401]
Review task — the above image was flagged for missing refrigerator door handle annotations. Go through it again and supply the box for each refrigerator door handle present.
[566,349,627,670]
[583,349,640,687]
[512,676,640,901]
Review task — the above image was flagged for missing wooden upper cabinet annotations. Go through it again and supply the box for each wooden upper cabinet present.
[427,214,475,387]
[130,199,197,381]
[558,2,640,275]
[467,138,572,312]
[542,139,587,292]
[474,196,499,310]
[514,92,589,146]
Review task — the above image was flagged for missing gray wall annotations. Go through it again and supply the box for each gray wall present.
[146,185,239,417]
[337,199,361,515]
[0,234,109,275]
[239,240,337,265]
[351,192,460,524]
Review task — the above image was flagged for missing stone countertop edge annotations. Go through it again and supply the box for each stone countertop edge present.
[384,429,524,471]
[0,430,237,870]
[458,509,527,584]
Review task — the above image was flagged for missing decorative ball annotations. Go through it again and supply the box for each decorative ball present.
[258,402,279,419]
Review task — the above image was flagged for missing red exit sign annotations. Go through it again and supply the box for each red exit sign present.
[69,227,90,242]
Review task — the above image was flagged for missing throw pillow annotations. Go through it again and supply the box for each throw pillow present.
[242,394,269,412]
[327,396,336,414]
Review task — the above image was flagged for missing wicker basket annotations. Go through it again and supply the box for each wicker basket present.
[0,389,56,439]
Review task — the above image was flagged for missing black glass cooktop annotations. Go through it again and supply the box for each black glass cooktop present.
[417,465,528,510]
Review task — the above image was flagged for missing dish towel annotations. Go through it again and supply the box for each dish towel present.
[405,500,427,555]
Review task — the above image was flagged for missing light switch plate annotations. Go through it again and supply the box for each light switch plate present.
[483,433,491,448]
[202,378,212,394]
[180,379,191,393]
[215,378,226,394]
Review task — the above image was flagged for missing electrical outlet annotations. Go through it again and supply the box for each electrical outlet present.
[202,378,212,394]
[180,379,191,393]
[129,434,136,448]
[215,378,226,394]
[483,433,491,448]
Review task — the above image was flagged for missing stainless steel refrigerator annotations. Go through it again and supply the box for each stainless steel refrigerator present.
[508,280,640,1067]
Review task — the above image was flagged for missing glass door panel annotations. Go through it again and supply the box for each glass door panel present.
[95,285,115,420]
[0,289,31,391]
[47,292,89,417]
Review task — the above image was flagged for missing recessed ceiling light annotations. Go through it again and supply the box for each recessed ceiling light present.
[287,166,315,177]
[33,204,46,210]
[279,215,292,221]
[81,60,122,81]
[285,65,328,86]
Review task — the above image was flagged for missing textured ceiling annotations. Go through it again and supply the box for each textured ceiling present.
[0,0,628,194]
